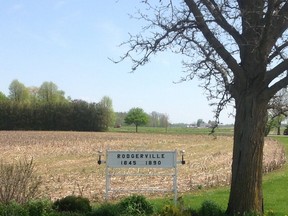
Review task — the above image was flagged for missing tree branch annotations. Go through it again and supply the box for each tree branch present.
[184,0,243,80]
[268,41,288,63]
[266,1,288,50]
[201,0,243,45]
[266,73,288,100]
[110,9,198,72]
[266,59,288,85]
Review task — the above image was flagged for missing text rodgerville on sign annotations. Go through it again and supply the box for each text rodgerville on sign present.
[106,150,177,168]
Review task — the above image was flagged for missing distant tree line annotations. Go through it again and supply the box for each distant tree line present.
[0,80,115,131]
[1,80,172,131]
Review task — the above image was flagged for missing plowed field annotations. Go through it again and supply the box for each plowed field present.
[0,131,285,201]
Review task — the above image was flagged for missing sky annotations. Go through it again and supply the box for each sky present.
[0,0,235,124]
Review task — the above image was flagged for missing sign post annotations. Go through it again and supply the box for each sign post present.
[98,150,185,204]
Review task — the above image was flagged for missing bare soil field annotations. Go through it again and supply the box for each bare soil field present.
[0,131,286,201]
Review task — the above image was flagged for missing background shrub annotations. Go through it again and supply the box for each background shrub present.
[156,204,183,216]
[47,212,84,216]
[156,197,193,216]
[0,202,29,216]
[198,200,224,216]
[88,202,119,216]
[52,195,92,214]
[117,195,154,216]
[26,201,44,216]
[0,158,42,204]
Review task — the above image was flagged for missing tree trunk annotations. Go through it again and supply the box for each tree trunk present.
[227,93,268,215]
[277,125,280,135]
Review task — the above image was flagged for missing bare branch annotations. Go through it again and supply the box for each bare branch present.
[265,1,288,50]
[210,92,232,134]
[266,72,288,100]
[184,0,243,80]
[201,0,243,45]
[268,41,288,63]
[266,59,288,85]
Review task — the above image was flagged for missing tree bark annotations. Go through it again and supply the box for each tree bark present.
[227,93,268,215]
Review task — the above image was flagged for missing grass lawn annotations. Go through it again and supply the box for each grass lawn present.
[263,136,288,215]
[151,136,288,215]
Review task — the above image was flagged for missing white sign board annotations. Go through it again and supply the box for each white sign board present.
[106,150,177,168]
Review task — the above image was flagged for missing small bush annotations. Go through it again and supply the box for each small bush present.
[198,200,224,216]
[26,200,55,216]
[88,202,119,216]
[157,204,184,216]
[156,197,193,216]
[52,195,92,214]
[117,195,154,216]
[46,212,84,216]
[0,202,29,216]
[0,158,42,204]
[264,210,276,216]
[26,201,44,216]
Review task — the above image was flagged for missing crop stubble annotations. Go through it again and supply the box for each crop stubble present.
[0,131,285,201]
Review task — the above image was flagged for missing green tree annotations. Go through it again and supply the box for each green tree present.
[125,107,149,132]
[27,86,39,104]
[265,114,285,136]
[116,1,288,215]
[0,101,10,129]
[71,100,91,131]
[196,119,204,127]
[99,96,115,128]
[0,92,8,101]
[8,79,29,103]
[38,81,66,104]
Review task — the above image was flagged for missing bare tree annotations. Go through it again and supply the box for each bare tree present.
[267,88,288,135]
[149,111,169,129]
[114,1,288,215]
[160,113,169,132]
[0,158,42,204]
[150,111,161,127]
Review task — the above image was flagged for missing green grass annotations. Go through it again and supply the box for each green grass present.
[150,136,288,215]
[151,187,230,212]
[262,136,288,215]
[109,125,234,135]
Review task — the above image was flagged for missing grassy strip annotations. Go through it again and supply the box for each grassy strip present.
[151,187,229,213]
[151,136,288,215]
[262,136,288,215]
[109,125,234,135]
